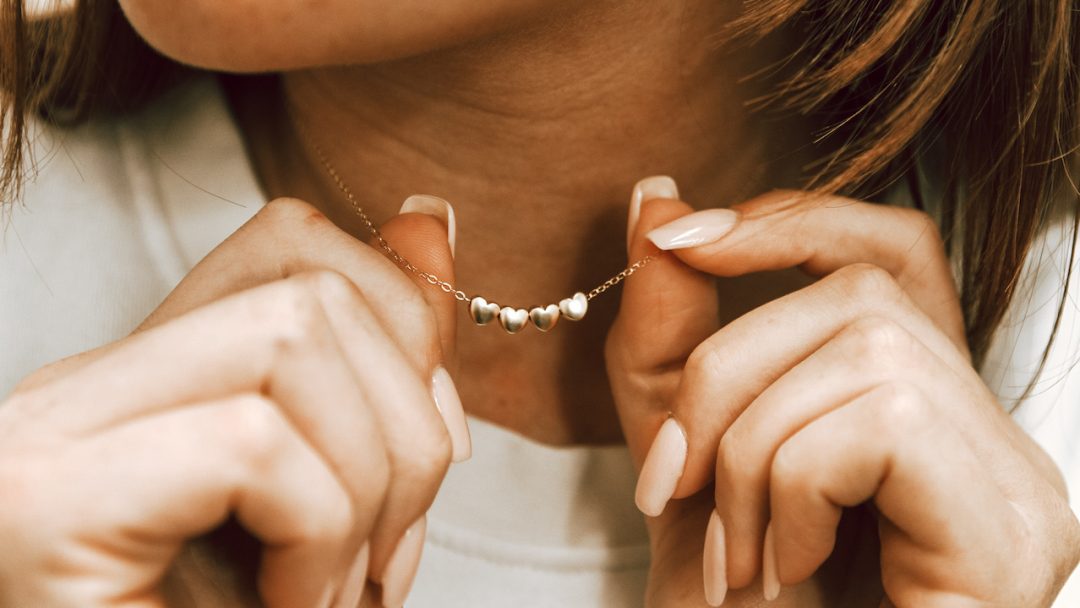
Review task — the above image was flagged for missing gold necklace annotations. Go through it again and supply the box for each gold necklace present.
[295,120,656,335]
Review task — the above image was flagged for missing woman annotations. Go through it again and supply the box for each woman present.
[1,0,1078,606]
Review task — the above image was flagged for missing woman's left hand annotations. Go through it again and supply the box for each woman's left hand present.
[606,184,1080,607]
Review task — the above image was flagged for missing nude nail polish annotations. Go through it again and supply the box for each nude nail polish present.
[628,176,680,243]
[432,366,472,462]
[400,195,457,258]
[703,510,728,606]
[333,543,370,608]
[634,417,688,517]
[646,208,739,250]
[380,516,427,608]
[763,521,781,601]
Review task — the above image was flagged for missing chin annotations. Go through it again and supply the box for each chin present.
[117,0,560,72]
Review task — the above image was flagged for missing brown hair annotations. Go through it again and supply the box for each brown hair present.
[2,0,1079,373]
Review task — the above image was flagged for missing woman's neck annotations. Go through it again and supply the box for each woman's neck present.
[229,0,811,444]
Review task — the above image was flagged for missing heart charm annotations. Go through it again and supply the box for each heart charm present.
[529,304,560,332]
[558,292,588,321]
[499,307,530,334]
[469,296,501,326]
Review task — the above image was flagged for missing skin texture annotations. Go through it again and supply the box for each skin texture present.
[608,194,1079,606]
[116,0,576,70]
[1,1,1078,607]
[3,199,459,606]
[224,0,808,445]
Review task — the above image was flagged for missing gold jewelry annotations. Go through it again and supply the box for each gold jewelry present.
[296,121,656,334]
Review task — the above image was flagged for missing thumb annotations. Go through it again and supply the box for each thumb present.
[377,195,459,364]
[607,177,719,471]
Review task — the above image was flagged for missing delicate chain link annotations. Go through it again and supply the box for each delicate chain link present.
[586,254,656,300]
[295,116,653,307]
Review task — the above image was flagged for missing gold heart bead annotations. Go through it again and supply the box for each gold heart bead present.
[469,296,501,325]
[499,307,530,334]
[558,292,588,321]
[529,304,560,332]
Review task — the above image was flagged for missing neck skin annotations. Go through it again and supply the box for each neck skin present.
[229,0,812,445]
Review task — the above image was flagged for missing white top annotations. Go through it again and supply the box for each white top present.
[1,80,1077,606]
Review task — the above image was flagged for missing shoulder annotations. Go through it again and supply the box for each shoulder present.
[0,78,263,396]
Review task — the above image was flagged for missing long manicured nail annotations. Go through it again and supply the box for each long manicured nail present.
[400,195,456,258]
[703,510,728,606]
[334,543,370,608]
[646,208,739,250]
[628,176,680,244]
[432,366,472,462]
[380,516,427,608]
[763,521,780,601]
[634,417,688,517]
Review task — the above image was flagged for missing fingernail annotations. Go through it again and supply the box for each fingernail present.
[646,208,739,250]
[380,516,426,608]
[400,195,456,258]
[432,366,472,462]
[763,521,780,601]
[703,510,728,606]
[634,417,688,517]
[334,543,370,608]
[628,176,679,244]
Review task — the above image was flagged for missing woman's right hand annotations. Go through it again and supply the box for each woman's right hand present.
[0,197,467,608]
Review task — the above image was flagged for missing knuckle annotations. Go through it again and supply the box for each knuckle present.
[685,342,723,383]
[873,382,931,435]
[398,422,453,484]
[842,316,916,366]
[298,491,354,546]
[830,263,902,307]
[770,441,808,495]
[265,279,331,351]
[894,207,949,269]
[259,197,326,227]
[224,396,291,472]
[293,269,361,305]
[896,207,944,247]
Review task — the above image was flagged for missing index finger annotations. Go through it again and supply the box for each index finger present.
[143,196,453,373]
[647,190,967,352]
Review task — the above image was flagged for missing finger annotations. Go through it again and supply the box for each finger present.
[141,197,446,374]
[299,273,450,585]
[113,273,451,587]
[20,271,454,592]
[606,177,719,468]
[671,263,966,493]
[376,195,459,364]
[649,265,970,583]
[767,383,1017,602]
[40,395,359,608]
[14,275,437,546]
[378,196,471,464]
[643,496,821,608]
[18,197,467,465]
[714,316,990,589]
[647,190,967,351]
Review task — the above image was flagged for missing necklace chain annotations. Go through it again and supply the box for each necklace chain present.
[294,114,656,332]
[308,136,474,301]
